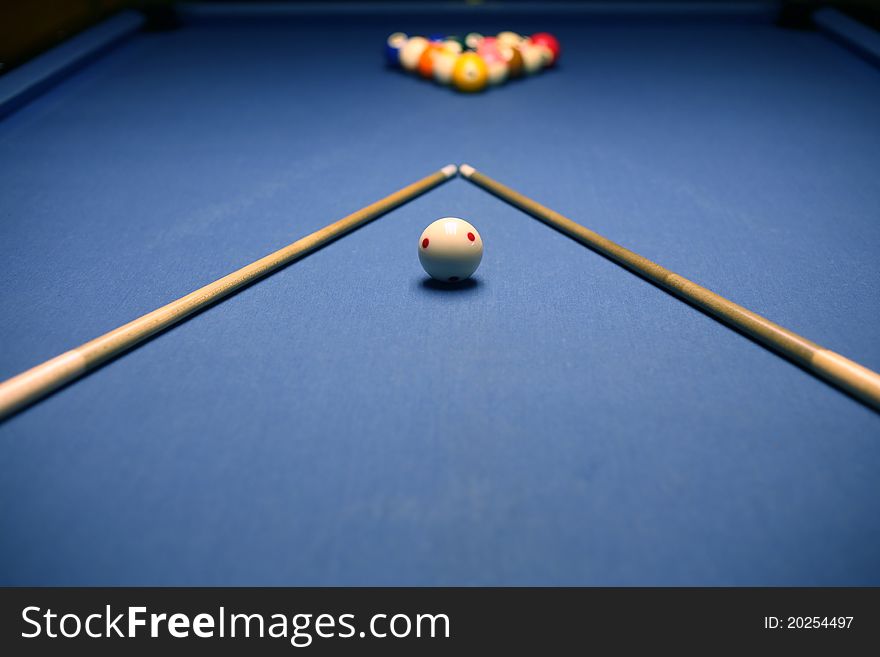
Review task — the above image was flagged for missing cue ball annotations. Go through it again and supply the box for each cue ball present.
[418,218,483,282]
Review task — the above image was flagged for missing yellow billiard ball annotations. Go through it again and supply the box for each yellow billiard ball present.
[452,53,489,93]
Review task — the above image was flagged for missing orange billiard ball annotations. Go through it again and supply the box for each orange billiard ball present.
[418,43,441,79]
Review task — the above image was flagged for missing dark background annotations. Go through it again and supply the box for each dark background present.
[2,1,880,76]
[1,587,876,654]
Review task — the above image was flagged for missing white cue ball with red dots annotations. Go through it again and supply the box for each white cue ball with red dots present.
[418,217,483,283]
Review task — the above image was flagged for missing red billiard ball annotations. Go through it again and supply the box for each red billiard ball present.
[530,32,560,66]
[477,39,508,86]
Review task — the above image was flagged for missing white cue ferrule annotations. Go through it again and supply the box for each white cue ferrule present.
[459,164,476,178]
[441,164,458,178]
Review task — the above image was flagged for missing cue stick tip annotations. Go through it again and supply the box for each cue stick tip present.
[459,163,475,178]
[441,164,458,178]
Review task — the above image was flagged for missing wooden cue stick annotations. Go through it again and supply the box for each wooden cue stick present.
[0,164,459,421]
[459,164,880,411]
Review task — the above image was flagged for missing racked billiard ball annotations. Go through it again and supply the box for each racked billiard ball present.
[444,36,466,53]
[497,31,525,48]
[442,39,463,55]
[477,35,501,57]
[520,42,545,74]
[452,52,488,93]
[485,59,508,86]
[432,49,459,85]
[385,32,407,67]
[400,36,429,71]
[530,32,561,65]
[418,218,484,282]
[477,39,508,85]
[501,45,524,78]
[464,32,484,50]
[418,43,441,78]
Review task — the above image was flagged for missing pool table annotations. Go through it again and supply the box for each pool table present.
[1,2,879,586]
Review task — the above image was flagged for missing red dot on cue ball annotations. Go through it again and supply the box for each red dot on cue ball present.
[422,238,430,248]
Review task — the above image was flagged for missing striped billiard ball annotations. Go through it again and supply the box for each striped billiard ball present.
[520,42,545,74]
[530,32,561,65]
[433,50,459,85]
[400,36,429,71]
[384,32,407,67]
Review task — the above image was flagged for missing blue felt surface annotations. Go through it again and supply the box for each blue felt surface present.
[0,11,879,586]
[0,11,143,120]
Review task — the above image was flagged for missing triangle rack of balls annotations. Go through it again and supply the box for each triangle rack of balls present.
[386,31,561,93]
